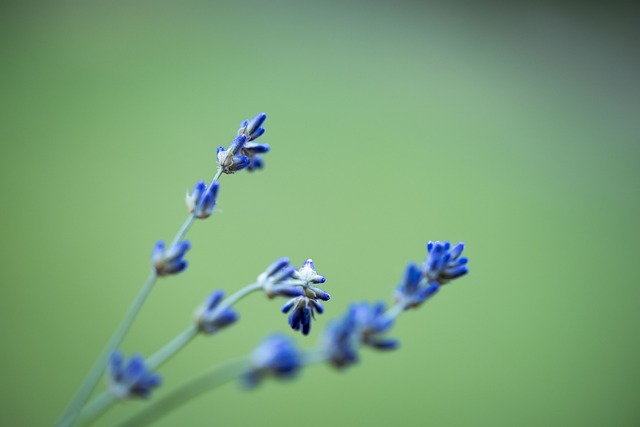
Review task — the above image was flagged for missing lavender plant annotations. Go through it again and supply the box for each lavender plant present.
[56,113,469,427]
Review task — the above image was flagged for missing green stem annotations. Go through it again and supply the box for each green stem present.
[384,303,405,321]
[220,282,262,310]
[146,326,199,370]
[75,391,116,427]
[57,272,158,427]
[170,214,196,248]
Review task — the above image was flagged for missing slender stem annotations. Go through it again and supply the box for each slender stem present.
[170,214,196,248]
[146,326,199,370]
[57,272,158,427]
[384,303,405,321]
[219,282,262,310]
[75,391,116,427]
[117,357,250,427]
[208,168,223,189]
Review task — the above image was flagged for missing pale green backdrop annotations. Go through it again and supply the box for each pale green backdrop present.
[1,0,639,426]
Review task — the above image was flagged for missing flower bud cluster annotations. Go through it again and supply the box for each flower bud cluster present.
[217,113,270,173]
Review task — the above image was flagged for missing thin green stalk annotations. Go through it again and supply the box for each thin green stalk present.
[57,272,158,427]
[146,326,199,370]
[384,302,406,321]
[75,391,116,427]
[170,214,196,248]
[219,282,262,310]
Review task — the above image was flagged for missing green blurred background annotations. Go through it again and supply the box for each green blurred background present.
[1,0,639,425]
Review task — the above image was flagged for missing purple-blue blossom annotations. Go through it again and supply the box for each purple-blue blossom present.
[281,259,330,335]
[186,181,220,219]
[424,241,468,285]
[352,301,398,350]
[217,135,250,174]
[108,352,161,399]
[243,334,301,388]
[196,290,239,335]
[237,113,270,171]
[321,306,359,369]
[257,257,304,299]
[152,240,191,276]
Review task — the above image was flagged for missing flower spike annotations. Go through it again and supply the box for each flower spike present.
[423,241,469,285]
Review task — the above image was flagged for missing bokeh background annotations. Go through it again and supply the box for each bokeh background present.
[1,0,639,426]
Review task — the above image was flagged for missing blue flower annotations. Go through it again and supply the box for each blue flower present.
[281,259,330,335]
[186,181,220,219]
[424,241,468,285]
[237,113,270,171]
[293,259,327,285]
[257,257,304,299]
[243,334,301,388]
[281,296,325,336]
[152,240,191,276]
[217,135,250,174]
[108,351,161,399]
[395,262,440,309]
[395,241,468,309]
[196,290,239,335]
[321,306,359,369]
[238,112,267,142]
[352,301,398,350]
[322,302,398,370]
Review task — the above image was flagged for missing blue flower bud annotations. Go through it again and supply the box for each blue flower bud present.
[196,290,239,335]
[321,307,359,369]
[185,181,206,214]
[280,259,330,335]
[108,351,162,399]
[193,182,220,219]
[217,135,250,174]
[152,240,191,276]
[244,113,267,140]
[236,113,269,171]
[423,241,469,285]
[352,302,398,350]
[293,259,327,284]
[257,258,304,299]
[243,334,301,388]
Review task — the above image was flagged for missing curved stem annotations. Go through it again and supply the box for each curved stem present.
[219,282,262,310]
[117,357,250,427]
[57,272,158,427]
[146,326,199,370]
[75,391,116,427]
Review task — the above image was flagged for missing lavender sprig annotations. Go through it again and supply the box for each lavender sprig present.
[116,243,470,426]
[57,113,270,427]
